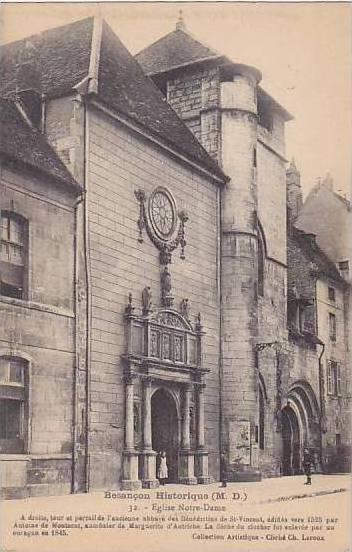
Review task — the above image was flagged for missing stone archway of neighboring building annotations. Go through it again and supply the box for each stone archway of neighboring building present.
[282,402,303,475]
[151,388,180,483]
[281,381,321,476]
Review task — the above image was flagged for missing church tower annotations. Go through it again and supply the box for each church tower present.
[136,13,292,480]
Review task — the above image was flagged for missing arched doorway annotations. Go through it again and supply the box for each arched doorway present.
[151,389,179,483]
[282,404,302,475]
[281,382,321,476]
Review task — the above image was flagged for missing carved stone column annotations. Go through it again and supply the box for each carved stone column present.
[182,384,192,450]
[140,378,158,488]
[179,384,197,484]
[196,384,205,449]
[194,384,211,484]
[121,374,141,490]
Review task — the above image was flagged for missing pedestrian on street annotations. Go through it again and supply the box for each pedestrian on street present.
[220,451,227,488]
[303,447,312,485]
[157,450,168,485]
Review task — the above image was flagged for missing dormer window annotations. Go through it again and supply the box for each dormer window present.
[0,211,28,300]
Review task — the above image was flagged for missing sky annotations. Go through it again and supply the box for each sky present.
[0,2,351,199]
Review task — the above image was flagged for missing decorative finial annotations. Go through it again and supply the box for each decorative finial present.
[180,298,190,319]
[195,312,203,332]
[125,292,134,315]
[287,158,299,173]
[176,9,186,31]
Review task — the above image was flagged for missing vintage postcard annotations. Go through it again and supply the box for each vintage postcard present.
[0,2,351,551]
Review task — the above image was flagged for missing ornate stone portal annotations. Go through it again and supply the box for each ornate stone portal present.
[121,293,211,489]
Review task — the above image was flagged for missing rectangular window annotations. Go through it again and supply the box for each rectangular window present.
[0,212,27,300]
[0,399,22,439]
[299,307,306,332]
[338,260,349,272]
[329,313,337,341]
[0,357,27,453]
[328,286,336,302]
[327,361,333,395]
[257,95,273,132]
[327,360,341,397]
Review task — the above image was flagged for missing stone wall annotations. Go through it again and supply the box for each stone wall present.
[0,164,76,498]
[166,66,221,161]
[316,278,350,470]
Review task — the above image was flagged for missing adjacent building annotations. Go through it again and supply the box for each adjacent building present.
[0,97,81,498]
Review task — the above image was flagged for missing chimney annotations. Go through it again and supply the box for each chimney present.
[15,40,42,128]
[286,158,303,222]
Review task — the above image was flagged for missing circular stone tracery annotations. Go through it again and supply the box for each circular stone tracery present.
[148,187,177,240]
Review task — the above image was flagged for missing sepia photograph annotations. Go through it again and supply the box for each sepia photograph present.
[0,2,351,551]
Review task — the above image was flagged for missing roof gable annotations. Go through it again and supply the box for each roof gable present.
[135,28,221,75]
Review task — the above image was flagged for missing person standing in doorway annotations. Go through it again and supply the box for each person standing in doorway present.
[303,447,312,485]
[220,451,227,487]
[158,450,168,485]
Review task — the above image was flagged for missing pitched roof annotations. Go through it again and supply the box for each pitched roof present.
[135,27,222,75]
[0,98,80,190]
[290,227,344,283]
[135,24,293,122]
[0,17,94,99]
[0,17,226,182]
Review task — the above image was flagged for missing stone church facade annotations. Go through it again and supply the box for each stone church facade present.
[0,15,350,498]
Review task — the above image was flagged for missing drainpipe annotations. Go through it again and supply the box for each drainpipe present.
[314,277,326,472]
[318,341,326,472]
[217,185,223,471]
[83,101,92,493]
[72,192,84,493]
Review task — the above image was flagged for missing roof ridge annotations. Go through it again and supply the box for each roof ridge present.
[136,26,219,60]
[0,16,94,49]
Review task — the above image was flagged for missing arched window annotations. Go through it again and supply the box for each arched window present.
[0,357,29,453]
[258,234,264,297]
[259,386,265,450]
[0,211,28,299]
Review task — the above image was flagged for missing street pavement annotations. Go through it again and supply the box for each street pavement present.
[1,473,350,506]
